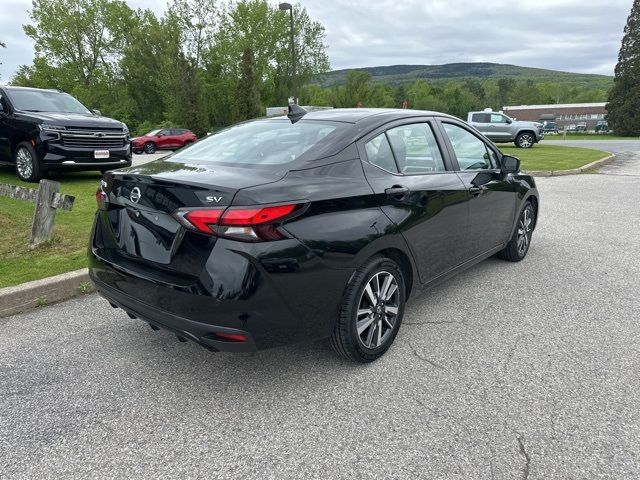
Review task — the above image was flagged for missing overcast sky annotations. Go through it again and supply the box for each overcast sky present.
[0,0,631,82]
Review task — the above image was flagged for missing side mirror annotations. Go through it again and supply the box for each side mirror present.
[501,155,520,174]
[156,133,164,137]
[506,119,512,124]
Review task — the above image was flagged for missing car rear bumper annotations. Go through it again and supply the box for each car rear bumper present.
[91,275,259,352]
[88,223,353,352]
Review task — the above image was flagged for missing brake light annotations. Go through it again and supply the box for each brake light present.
[96,184,109,211]
[220,204,297,225]
[181,208,223,233]
[175,203,303,241]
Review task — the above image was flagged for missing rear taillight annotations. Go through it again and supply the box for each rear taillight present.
[96,181,109,211]
[173,203,305,242]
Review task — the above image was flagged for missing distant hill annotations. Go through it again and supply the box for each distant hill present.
[317,62,613,88]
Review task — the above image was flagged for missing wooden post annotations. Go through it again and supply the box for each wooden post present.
[0,180,75,249]
[30,179,61,249]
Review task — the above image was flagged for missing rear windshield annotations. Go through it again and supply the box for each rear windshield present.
[6,89,91,114]
[169,119,340,166]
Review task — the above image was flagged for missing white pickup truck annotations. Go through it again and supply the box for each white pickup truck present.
[467,109,544,148]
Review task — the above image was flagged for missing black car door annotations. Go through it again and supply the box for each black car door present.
[358,118,470,284]
[0,91,12,162]
[436,119,518,259]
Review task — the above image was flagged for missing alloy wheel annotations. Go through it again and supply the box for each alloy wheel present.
[144,142,156,154]
[519,134,533,148]
[517,207,533,256]
[16,147,34,179]
[356,271,400,349]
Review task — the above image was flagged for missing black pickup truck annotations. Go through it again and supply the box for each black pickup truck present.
[0,86,131,182]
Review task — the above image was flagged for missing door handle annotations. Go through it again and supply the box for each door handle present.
[469,185,485,197]
[385,185,410,198]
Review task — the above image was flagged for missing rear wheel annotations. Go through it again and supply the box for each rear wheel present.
[330,255,405,362]
[515,132,534,148]
[497,202,535,262]
[15,142,43,183]
[144,142,156,154]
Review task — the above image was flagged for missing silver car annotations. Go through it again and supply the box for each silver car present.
[467,110,544,148]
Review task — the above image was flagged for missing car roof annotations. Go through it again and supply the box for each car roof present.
[299,107,457,124]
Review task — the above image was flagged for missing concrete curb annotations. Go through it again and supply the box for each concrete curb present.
[527,153,615,177]
[0,269,93,318]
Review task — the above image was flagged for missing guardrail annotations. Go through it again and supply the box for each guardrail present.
[0,179,75,248]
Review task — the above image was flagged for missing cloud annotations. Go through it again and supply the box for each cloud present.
[0,0,629,82]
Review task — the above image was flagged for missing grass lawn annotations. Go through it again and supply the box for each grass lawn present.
[499,144,610,171]
[0,142,612,288]
[0,167,103,288]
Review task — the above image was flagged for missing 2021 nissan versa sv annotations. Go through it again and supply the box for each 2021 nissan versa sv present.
[89,107,539,362]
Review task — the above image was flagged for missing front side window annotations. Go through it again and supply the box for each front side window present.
[387,123,445,173]
[159,129,171,136]
[5,89,91,114]
[442,123,495,171]
[490,114,508,124]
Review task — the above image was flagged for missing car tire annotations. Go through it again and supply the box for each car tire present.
[330,255,406,363]
[14,142,43,183]
[515,132,535,148]
[183,140,193,148]
[497,202,535,262]
[133,149,142,155]
[144,142,156,154]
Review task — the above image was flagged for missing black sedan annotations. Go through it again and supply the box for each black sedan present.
[89,107,539,363]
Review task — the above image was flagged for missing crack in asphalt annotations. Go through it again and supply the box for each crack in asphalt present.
[406,342,448,371]
[516,433,531,480]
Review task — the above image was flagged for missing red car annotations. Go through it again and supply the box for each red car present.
[131,128,197,154]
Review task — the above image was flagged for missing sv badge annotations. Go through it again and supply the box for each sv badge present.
[206,196,223,203]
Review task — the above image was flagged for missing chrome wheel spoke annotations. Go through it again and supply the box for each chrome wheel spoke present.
[363,283,377,307]
[376,321,382,347]
[357,315,375,335]
[385,305,398,315]
[384,283,398,301]
[364,322,376,347]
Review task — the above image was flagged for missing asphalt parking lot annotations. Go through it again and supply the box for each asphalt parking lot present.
[1,142,639,479]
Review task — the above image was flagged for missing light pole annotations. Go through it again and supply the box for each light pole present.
[279,2,297,104]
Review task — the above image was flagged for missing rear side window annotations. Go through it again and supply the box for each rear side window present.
[387,123,445,173]
[471,113,490,123]
[365,133,398,173]
[442,123,496,171]
[169,119,339,166]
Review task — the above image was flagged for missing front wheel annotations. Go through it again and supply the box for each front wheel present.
[497,202,535,262]
[15,142,43,182]
[330,256,405,363]
[515,132,535,148]
[143,142,156,154]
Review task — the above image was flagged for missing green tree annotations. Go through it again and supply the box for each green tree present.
[608,0,640,135]
[24,0,134,87]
